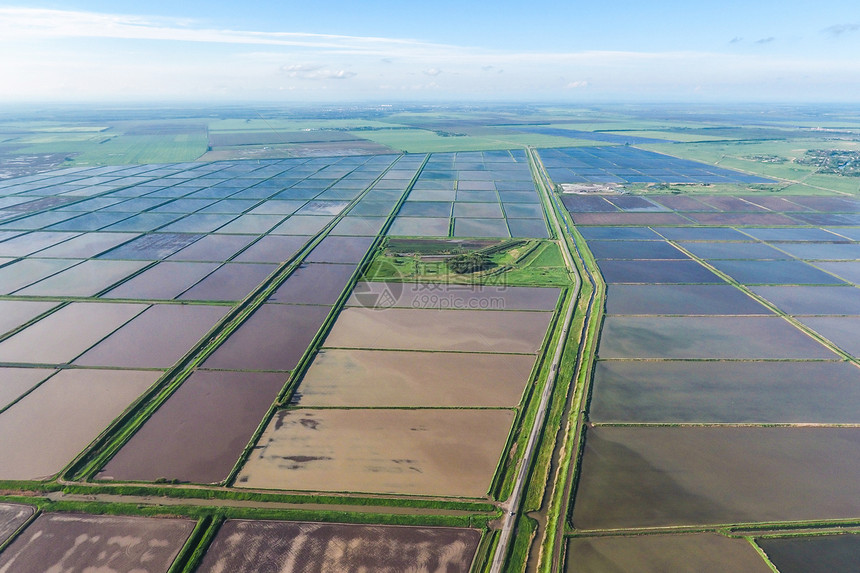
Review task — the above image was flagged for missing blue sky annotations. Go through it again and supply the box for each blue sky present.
[2,1,859,102]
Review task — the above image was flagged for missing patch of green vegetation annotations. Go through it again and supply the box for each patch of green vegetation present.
[16,134,209,167]
[363,238,572,287]
[348,128,603,153]
[641,139,860,195]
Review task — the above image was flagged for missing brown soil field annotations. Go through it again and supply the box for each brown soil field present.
[323,307,552,354]
[0,503,34,547]
[99,370,285,484]
[0,513,194,572]
[197,519,480,573]
[0,369,160,479]
[294,349,535,407]
[74,304,229,368]
[572,426,860,529]
[237,408,514,496]
[565,533,771,573]
[0,302,148,364]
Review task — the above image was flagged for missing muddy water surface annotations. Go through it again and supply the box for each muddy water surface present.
[296,349,534,407]
[237,408,514,496]
[0,369,159,479]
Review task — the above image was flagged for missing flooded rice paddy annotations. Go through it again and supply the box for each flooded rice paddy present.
[572,426,860,529]
[202,304,331,371]
[598,316,835,359]
[0,504,33,546]
[323,307,552,353]
[0,369,160,479]
[100,370,286,484]
[567,191,860,549]
[757,533,860,573]
[565,533,772,573]
[237,408,514,496]
[0,513,194,572]
[589,360,860,423]
[294,349,535,407]
[197,520,480,573]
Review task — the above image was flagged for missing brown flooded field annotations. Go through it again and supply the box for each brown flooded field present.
[99,370,285,484]
[348,283,560,311]
[103,261,220,299]
[198,520,481,573]
[0,302,147,365]
[0,369,160,480]
[178,262,278,301]
[589,360,860,423]
[232,235,310,263]
[0,300,57,336]
[323,308,552,353]
[295,349,534,407]
[0,367,55,410]
[0,513,194,572]
[268,263,356,305]
[306,235,375,263]
[237,408,514,496]
[572,426,860,529]
[0,503,34,546]
[757,533,860,573]
[598,316,836,359]
[565,533,771,573]
[203,304,331,371]
[75,304,229,368]
[605,284,770,315]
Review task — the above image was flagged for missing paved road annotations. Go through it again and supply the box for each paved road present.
[489,149,581,572]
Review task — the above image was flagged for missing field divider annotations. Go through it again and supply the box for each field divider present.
[60,155,405,483]
[167,515,213,573]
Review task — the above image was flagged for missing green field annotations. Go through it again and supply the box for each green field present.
[363,238,573,287]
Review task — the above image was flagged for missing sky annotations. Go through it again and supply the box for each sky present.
[2,1,860,102]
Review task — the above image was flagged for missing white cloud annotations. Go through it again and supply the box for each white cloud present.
[1,6,860,102]
[281,64,356,80]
